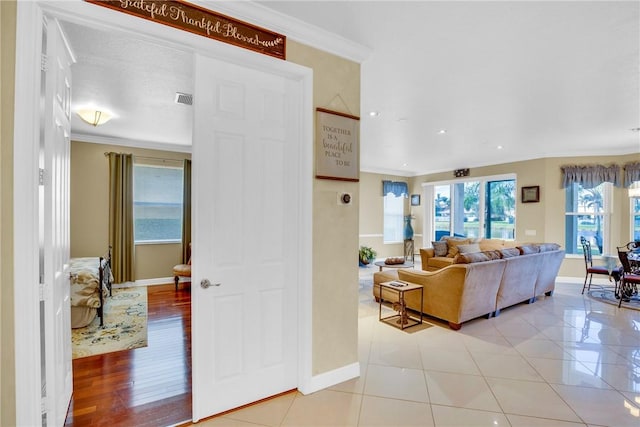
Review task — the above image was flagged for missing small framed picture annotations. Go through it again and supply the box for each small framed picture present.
[411,194,421,206]
[521,186,540,203]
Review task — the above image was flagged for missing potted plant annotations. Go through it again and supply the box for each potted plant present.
[359,245,377,266]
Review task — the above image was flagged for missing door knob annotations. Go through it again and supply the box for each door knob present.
[200,279,221,289]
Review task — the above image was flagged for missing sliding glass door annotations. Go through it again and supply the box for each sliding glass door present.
[427,175,516,242]
[485,179,516,239]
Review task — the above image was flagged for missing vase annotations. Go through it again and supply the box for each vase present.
[403,216,414,240]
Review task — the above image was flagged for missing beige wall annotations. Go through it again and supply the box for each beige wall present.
[286,41,360,376]
[70,141,190,280]
[1,1,16,424]
[360,155,640,280]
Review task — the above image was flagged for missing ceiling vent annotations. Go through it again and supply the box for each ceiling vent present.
[175,92,193,106]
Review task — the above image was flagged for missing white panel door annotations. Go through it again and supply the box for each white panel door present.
[192,54,301,421]
[42,17,73,427]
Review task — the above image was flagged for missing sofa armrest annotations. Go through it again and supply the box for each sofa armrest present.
[419,248,435,271]
[398,267,467,323]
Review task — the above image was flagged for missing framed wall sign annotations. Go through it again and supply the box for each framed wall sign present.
[315,108,360,182]
[84,0,286,59]
[521,186,540,203]
[411,194,421,206]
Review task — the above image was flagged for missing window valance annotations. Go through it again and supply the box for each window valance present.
[623,162,640,187]
[382,180,408,197]
[561,164,621,189]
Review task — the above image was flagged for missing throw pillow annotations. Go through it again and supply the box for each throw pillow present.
[443,237,471,257]
[500,247,521,258]
[518,244,540,255]
[454,251,490,264]
[456,250,503,264]
[483,250,502,260]
[431,241,448,257]
[457,243,481,254]
[537,243,561,252]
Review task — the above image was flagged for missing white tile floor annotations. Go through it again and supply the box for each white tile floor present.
[197,265,640,427]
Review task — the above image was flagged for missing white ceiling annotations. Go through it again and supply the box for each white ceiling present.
[62,1,639,176]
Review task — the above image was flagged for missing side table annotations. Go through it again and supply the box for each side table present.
[379,281,423,330]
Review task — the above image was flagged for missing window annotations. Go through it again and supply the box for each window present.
[383,193,404,243]
[426,175,516,242]
[382,180,408,243]
[632,196,640,241]
[133,162,184,243]
[565,182,612,255]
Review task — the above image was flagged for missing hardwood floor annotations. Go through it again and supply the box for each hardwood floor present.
[65,284,192,427]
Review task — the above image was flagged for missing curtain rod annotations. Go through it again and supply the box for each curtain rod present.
[103,152,187,163]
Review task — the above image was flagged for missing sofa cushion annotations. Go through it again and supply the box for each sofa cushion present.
[443,237,472,257]
[458,243,481,254]
[500,247,521,258]
[518,244,540,255]
[428,256,455,269]
[432,241,448,257]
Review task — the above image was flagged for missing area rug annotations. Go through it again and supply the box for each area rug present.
[588,287,640,311]
[72,286,148,359]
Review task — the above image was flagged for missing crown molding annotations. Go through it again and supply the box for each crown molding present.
[71,132,192,154]
[195,0,372,63]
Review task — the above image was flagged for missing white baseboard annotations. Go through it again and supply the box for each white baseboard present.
[557,275,613,286]
[298,362,360,395]
[112,276,188,288]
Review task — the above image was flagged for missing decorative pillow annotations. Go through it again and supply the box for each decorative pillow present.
[431,241,448,257]
[457,243,481,254]
[500,247,521,258]
[443,237,471,257]
[518,245,540,255]
[454,251,489,264]
[454,250,502,264]
[483,250,503,260]
[537,243,561,252]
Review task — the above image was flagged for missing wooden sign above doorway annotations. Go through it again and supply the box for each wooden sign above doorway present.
[85,0,286,60]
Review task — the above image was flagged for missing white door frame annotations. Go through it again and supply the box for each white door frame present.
[13,1,313,425]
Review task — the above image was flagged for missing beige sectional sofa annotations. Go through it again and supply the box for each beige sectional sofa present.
[373,243,565,330]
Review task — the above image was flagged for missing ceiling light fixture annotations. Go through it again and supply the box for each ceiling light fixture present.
[497,145,503,150]
[438,129,447,134]
[369,111,379,117]
[76,108,113,126]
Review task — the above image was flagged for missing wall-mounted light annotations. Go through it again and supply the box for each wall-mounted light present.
[76,108,113,126]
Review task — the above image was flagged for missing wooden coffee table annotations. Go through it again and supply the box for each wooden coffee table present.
[374,261,414,272]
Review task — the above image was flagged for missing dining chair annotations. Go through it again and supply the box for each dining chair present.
[616,242,640,307]
[580,236,612,294]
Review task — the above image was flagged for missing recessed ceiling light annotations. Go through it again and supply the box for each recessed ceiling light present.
[369,111,379,117]
[438,129,447,134]
[402,163,408,167]
[497,145,503,150]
